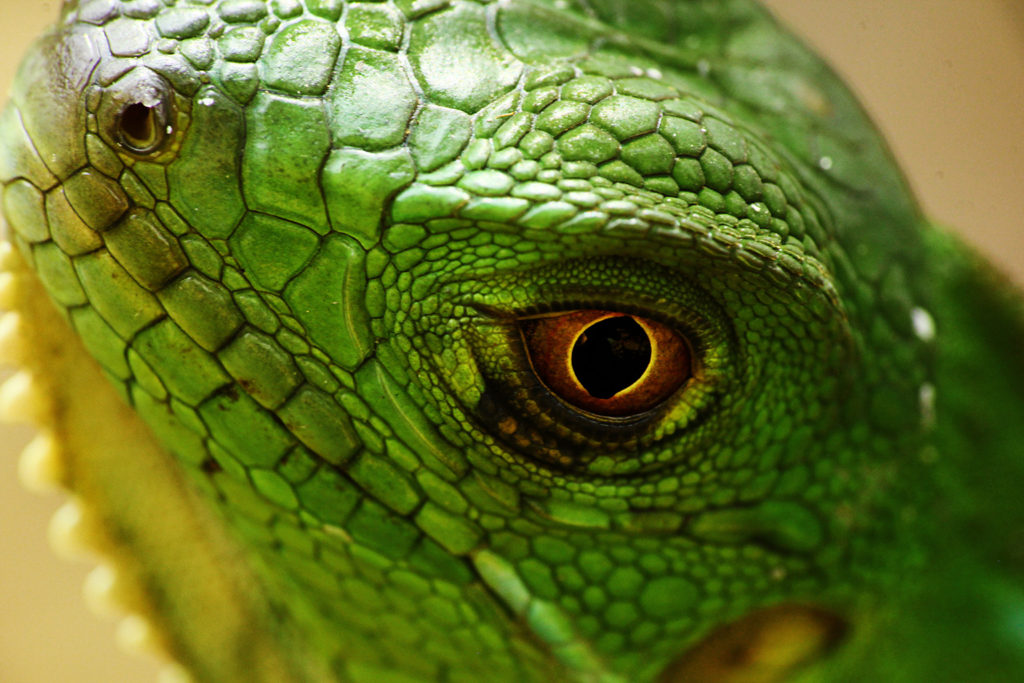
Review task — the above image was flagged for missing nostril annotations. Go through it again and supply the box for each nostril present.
[98,68,175,157]
[120,104,154,144]
[118,102,164,153]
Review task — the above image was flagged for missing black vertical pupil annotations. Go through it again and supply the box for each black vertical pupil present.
[571,316,652,399]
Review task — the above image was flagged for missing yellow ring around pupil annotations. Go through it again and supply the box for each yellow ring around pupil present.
[520,309,691,417]
[568,315,654,399]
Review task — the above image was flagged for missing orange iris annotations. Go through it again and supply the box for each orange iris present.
[520,310,691,417]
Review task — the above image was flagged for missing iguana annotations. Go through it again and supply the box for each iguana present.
[1,1,1022,681]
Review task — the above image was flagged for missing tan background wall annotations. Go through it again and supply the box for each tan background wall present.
[0,2,1021,681]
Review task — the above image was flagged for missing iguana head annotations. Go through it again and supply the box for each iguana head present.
[1,1,942,681]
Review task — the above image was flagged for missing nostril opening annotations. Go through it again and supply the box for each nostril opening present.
[119,102,159,151]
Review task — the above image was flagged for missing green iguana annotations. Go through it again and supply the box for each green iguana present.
[1,1,1022,681]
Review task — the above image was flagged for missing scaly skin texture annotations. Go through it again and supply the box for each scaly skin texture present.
[1,1,1022,681]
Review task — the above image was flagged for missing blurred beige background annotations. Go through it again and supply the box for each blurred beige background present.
[0,1,1022,681]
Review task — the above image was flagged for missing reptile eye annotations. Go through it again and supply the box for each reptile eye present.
[520,310,691,417]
